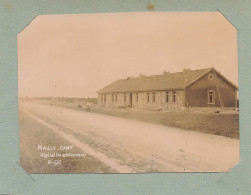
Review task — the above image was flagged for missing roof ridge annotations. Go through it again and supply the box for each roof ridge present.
[122,67,212,80]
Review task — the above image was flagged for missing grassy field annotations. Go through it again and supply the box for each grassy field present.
[19,109,114,173]
[83,107,239,139]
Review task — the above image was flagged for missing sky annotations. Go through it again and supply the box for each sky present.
[18,12,238,98]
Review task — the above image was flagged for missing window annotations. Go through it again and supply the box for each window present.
[104,94,106,103]
[124,93,126,102]
[147,92,150,102]
[112,94,114,102]
[115,94,117,102]
[152,92,155,102]
[166,91,169,102]
[101,94,103,103]
[173,91,176,102]
[208,90,215,104]
[208,74,213,80]
[136,93,139,102]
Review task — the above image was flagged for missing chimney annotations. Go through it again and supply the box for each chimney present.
[183,68,191,83]
[163,70,170,75]
[126,76,133,80]
[183,67,191,72]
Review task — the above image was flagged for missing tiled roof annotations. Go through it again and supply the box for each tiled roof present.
[97,68,219,93]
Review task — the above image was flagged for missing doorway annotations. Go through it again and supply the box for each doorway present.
[129,93,133,108]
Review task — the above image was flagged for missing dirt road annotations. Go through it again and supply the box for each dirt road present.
[20,102,239,173]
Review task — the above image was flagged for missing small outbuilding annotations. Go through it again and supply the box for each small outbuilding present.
[97,68,238,111]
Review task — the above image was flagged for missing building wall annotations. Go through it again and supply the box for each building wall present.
[98,90,185,111]
[131,90,185,111]
[185,71,237,107]
[98,92,131,107]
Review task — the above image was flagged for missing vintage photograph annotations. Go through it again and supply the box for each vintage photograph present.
[18,12,239,173]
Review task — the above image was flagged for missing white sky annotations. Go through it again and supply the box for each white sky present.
[18,12,238,98]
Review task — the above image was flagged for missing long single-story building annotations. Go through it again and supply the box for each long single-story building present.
[97,68,238,111]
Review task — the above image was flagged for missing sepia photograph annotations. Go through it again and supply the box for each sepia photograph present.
[18,12,239,173]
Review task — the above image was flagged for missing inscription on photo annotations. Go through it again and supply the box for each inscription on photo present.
[38,145,87,166]
[38,145,74,151]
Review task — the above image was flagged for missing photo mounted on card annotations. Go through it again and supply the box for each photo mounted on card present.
[18,12,239,173]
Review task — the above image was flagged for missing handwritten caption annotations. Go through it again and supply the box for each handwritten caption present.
[38,145,87,166]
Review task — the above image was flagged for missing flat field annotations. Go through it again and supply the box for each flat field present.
[73,106,239,139]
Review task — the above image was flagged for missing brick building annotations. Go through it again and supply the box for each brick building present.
[97,68,238,111]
